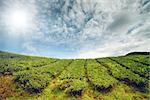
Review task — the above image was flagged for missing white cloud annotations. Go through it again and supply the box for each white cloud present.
[75,39,150,58]
[22,42,39,55]
[0,0,149,58]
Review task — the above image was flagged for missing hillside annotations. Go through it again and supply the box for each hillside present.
[0,51,149,100]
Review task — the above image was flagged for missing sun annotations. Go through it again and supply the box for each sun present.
[8,10,29,31]
[9,10,28,29]
[4,9,32,33]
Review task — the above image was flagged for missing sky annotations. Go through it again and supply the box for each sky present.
[0,0,150,58]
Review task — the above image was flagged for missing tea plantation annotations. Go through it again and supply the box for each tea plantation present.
[0,51,149,100]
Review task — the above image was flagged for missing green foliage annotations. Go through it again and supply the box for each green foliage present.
[86,59,117,89]
[59,79,88,95]
[111,56,149,78]
[0,51,149,99]
[14,69,51,93]
[12,60,71,94]
[97,58,148,90]
[0,53,58,75]
[59,60,85,80]
[124,55,150,65]
[57,60,88,96]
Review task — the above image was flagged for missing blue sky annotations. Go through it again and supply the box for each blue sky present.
[0,0,150,58]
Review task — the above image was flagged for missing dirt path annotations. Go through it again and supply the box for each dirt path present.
[0,75,15,99]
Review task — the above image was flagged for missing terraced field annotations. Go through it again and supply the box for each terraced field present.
[0,51,149,100]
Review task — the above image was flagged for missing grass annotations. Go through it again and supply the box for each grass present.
[0,51,149,100]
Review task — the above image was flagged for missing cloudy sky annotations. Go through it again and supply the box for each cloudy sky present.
[0,0,150,58]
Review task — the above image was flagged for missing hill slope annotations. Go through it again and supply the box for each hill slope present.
[0,51,149,100]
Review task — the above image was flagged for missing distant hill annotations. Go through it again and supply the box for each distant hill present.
[126,52,150,56]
